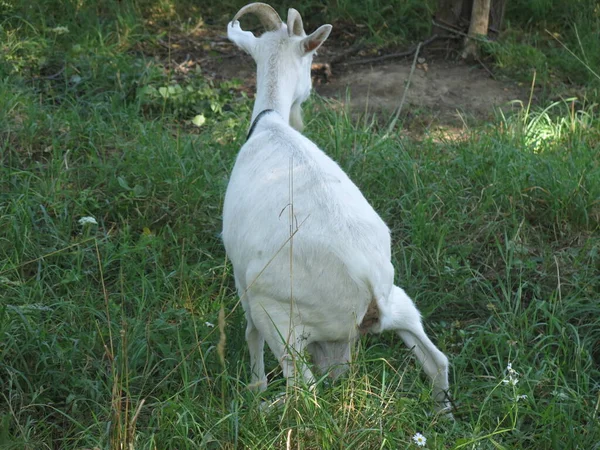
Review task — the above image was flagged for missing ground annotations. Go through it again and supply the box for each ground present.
[174,28,530,128]
[316,59,527,126]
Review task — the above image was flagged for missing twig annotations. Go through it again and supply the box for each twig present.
[199,53,243,63]
[29,66,66,81]
[432,20,490,43]
[434,17,465,33]
[174,54,191,70]
[475,56,496,79]
[329,42,366,65]
[345,35,437,66]
[386,41,422,134]
[44,67,66,80]
[432,20,469,39]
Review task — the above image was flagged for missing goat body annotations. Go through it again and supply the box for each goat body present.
[222,3,451,412]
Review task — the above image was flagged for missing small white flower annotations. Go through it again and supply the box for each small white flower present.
[506,362,518,376]
[205,322,215,328]
[78,216,97,226]
[502,361,520,387]
[412,432,427,447]
[50,26,69,34]
[517,394,528,401]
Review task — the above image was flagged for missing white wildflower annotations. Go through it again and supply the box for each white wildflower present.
[503,361,519,387]
[205,322,215,328]
[517,394,528,401]
[78,216,97,226]
[507,362,518,376]
[412,432,427,447]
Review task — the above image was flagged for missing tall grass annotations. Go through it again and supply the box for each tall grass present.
[1,0,599,448]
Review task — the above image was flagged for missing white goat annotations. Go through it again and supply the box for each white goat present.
[222,3,451,412]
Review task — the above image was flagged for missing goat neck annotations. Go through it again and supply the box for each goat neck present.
[227,5,331,131]
[251,38,303,128]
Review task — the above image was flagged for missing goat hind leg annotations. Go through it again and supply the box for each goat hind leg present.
[398,329,451,413]
[381,287,451,413]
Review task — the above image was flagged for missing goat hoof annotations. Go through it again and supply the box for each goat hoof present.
[247,379,268,392]
[259,392,286,412]
[434,404,455,421]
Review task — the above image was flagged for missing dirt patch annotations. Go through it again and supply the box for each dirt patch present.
[316,59,528,125]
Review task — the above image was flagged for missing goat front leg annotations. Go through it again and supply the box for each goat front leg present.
[252,306,316,391]
[308,340,352,380]
[244,310,267,392]
[273,327,315,390]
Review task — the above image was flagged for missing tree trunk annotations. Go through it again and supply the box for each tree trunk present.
[458,0,506,37]
[462,0,491,59]
[433,0,507,56]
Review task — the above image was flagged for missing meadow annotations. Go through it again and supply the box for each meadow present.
[1,0,599,448]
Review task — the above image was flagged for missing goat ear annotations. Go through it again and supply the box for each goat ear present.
[227,20,258,56]
[287,8,305,37]
[300,24,332,55]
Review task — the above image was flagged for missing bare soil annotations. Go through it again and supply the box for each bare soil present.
[159,28,530,128]
[316,59,527,125]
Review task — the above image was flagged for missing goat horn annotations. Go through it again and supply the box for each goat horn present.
[232,3,282,32]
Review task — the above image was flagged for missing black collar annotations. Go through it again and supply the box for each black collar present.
[246,109,275,141]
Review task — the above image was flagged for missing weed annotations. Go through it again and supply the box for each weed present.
[139,76,247,123]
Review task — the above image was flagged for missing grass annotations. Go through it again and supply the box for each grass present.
[487,0,600,92]
[1,0,600,448]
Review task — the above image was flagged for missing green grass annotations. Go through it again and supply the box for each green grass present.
[1,1,600,449]
[487,0,600,92]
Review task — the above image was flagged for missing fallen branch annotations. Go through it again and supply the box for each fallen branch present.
[432,20,490,43]
[475,56,496,79]
[344,34,437,66]
[329,42,366,65]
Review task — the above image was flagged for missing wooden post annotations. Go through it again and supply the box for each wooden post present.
[462,0,491,59]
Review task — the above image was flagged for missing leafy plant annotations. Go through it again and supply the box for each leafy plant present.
[139,76,247,122]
